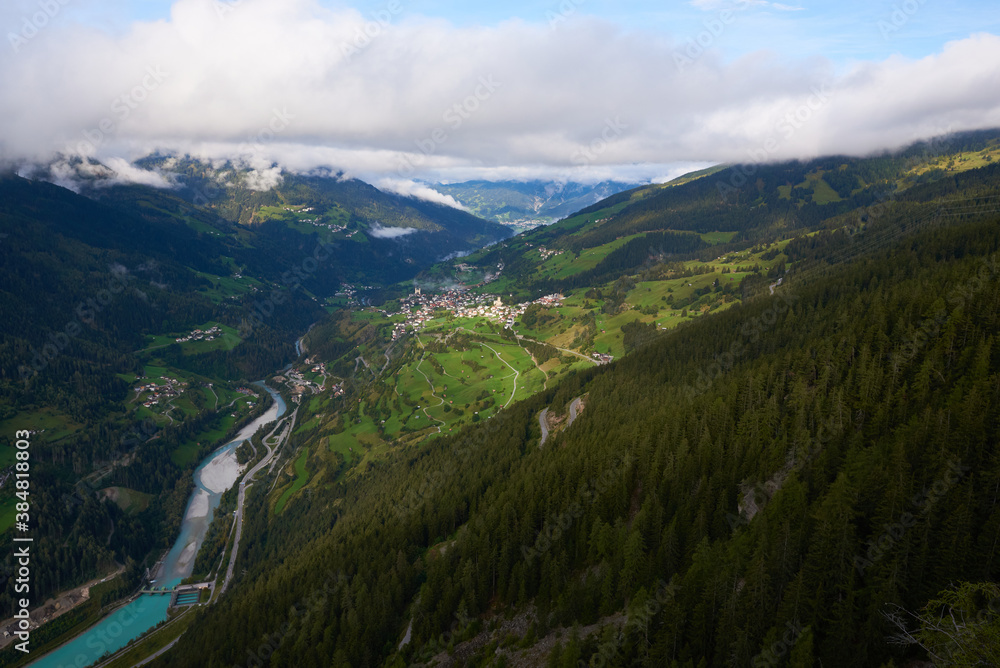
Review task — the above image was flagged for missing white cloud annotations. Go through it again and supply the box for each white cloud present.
[26,156,175,191]
[243,166,283,191]
[101,158,176,188]
[375,178,468,209]
[690,0,802,11]
[368,223,419,239]
[1,0,998,184]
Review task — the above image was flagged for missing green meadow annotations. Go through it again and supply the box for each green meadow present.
[274,448,310,514]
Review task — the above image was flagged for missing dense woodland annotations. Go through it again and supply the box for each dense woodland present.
[0,164,500,620]
[153,177,1000,665]
[2,134,1000,666]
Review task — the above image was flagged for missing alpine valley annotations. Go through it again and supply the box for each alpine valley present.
[2,128,1000,668]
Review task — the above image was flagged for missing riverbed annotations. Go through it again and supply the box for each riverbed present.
[29,383,286,668]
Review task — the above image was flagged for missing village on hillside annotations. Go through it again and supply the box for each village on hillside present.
[174,325,222,343]
[390,288,564,340]
[274,358,345,402]
[133,377,187,409]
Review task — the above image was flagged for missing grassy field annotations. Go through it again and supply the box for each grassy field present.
[901,144,1000,185]
[171,409,247,467]
[0,408,83,445]
[545,197,641,237]
[99,486,154,515]
[0,445,15,468]
[295,228,795,479]
[533,233,645,280]
[138,322,242,355]
[0,496,17,533]
[700,231,738,244]
[328,431,359,465]
[192,271,262,303]
[274,448,310,514]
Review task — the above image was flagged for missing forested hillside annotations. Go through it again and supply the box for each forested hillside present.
[0,165,505,627]
[450,129,1000,303]
[152,161,1000,666]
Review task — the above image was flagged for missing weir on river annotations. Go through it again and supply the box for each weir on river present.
[28,383,287,668]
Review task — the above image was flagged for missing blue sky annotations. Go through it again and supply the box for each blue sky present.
[72,0,1000,64]
[2,0,999,189]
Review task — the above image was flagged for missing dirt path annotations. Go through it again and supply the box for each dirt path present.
[515,334,597,365]
[477,342,519,409]
[522,347,548,391]
[415,357,446,433]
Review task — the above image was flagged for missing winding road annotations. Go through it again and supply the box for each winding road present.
[539,397,583,448]
[568,397,583,425]
[220,407,298,596]
[539,408,550,447]
[414,356,447,433]
[515,334,598,365]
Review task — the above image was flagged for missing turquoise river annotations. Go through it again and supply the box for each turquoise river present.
[29,382,286,668]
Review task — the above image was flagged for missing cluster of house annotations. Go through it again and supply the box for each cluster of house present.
[591,352,614,364]
[307,219,348,233]
[496,218,545,228]
[235,387,258,397]
[175,325,221,343]
[134,377,186,408]
[390,288,565,338]
[536,246,563,260]
[334,283,377,307]
[276,365,326,401]
[480,262,504,285]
